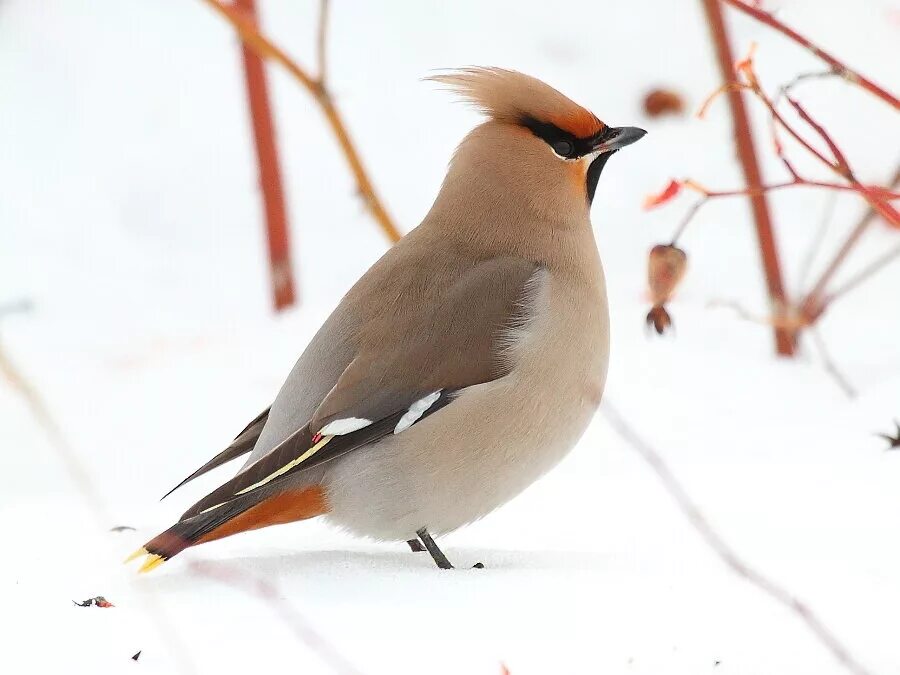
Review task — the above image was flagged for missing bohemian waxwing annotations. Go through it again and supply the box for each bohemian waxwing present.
[128,67,646,572]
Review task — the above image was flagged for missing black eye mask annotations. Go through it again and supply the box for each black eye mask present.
[519,116,612,159]
[520,116,617,203]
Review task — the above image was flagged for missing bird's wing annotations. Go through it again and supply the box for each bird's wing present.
[178,256,539,519]
[160,406,271,500]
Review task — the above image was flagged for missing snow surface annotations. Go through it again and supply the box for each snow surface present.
[1,1,899,673]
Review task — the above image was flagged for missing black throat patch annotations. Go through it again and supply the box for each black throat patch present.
[586,152,614,203]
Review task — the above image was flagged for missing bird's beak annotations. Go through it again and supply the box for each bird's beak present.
[593,126,647,154]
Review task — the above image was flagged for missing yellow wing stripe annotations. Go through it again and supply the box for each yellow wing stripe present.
[196,435,334,515]
[234,434,334,496]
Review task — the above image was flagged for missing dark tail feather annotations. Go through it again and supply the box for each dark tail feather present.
[145,491,268,560]
[160,406,270,501]
[136,479,326,567]
[178,423,314,520]
[180,392,457,520]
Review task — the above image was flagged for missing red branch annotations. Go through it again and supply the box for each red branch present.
[200,0,403,245]
[721,0,900,110]
[661,35,899,331]
[234,0,296,311]
[700,0,795,355]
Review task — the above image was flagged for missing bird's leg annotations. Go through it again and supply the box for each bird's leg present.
[406,538,426,552]
[415,528,454,569]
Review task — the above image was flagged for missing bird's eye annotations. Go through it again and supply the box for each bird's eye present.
[552,140,574,158]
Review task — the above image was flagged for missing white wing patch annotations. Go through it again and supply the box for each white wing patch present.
[320,417,372,436]
[394,390,443,434]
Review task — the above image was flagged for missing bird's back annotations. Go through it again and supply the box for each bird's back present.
[243,224,509,468]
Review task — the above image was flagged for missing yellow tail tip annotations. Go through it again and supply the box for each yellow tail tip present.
[124,547,148,564]
[138,554,166,574]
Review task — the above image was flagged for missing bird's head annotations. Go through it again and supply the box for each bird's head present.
[429,67,646,223]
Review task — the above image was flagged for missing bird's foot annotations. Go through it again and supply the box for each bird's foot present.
[406,538,426,553]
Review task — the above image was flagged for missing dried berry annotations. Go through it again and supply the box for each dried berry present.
[643,89,685,117]
[648,244,687,304]
[646,305,673,335]
[646,244,688,335]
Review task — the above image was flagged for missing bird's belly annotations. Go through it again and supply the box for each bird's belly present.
[323,271,609,541]
[322,378,599,540]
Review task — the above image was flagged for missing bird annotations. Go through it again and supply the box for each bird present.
[127,67,646,572]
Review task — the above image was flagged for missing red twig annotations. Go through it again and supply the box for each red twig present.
[199,0,402,244]
[785,96,852,178]
[685,178,898,200]
[720,0,900,110]
[602,402,873,675]
[234,0,296,312]
[770,92,899,228]
[799,164,900,319]
[666,164,898,261]
[700,0,795,356]
[750,80,900,228]
[669,41,899,330]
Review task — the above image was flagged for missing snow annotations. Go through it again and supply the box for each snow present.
[1,0,899,673]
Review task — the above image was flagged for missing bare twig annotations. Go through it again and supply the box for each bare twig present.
[602,401,873,675]
[779,70,839,96]
[198,0,403,243]
[700,0,795,356]
[810,328,857,399]
[826,241,900,304]
[0,298,33,320]
[0,339,197,674]
[190,561,363,675]
[670,200,706,244]
[316,0,330,85]
[796,192,837,297]
[0,339,109,524]
[799,164,900,320]
[707,298,808,332]
[720,0,900,110]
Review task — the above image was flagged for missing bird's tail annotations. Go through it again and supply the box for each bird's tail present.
[127,483,327,573]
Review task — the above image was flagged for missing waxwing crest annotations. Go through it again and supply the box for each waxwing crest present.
[428,67,605,139]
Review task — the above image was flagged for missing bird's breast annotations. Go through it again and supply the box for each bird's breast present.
[504,266,610,409]
[322,266,611,540]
